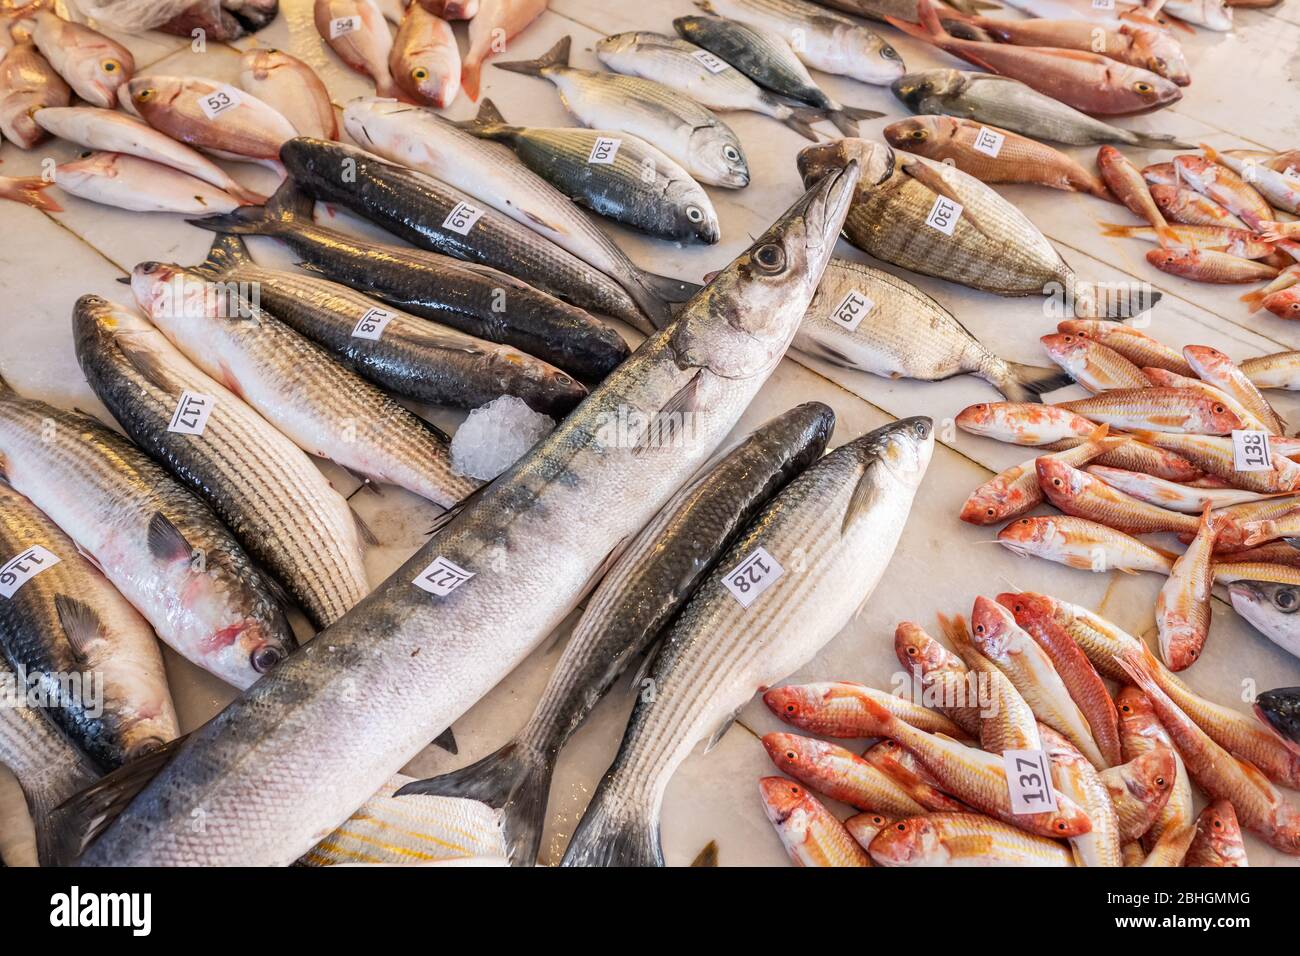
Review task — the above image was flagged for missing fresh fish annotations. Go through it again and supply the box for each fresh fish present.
[703,0,906,85]
[1260,221,1300,242]
[937,612,1042,754]
[1099,748,1177,843]
[0,483,177,770]
[1132,432,1300,494]
[1183,345,1284,435]
[1102,223,1277,260]
[997,514,1177,575]
[420,0,478,17]
[1144,363,1276,433]
[156,0,247,41]
[397,403,835,865]
[1041,725,1121,866]
[15,9,131,108]
[129,260,478,510]
[862,738,970,811]
[1149,184,1246,229]
[957,402,1105,446]
[494,37,750,189]
[1155,505,1217,671]
[672,15,882,137]
[1232,583,1300,659]
[1097,146,1175,242]
[815,0,1002,17]
[1148,247,1279,285]
[390,2,459,107]
[765,680,966,738]
[461,0,547,100]
[1038,457,1199,536]
[1254,687,1300,751]
[1262,287,1300,320]
[0,43,69,148]
[844,812,893,853]
[0,653,100,866]
[455,100,721,245]
[315,0,399,98]
[239,49,338,141]
[75,163,861,867]
[999,592,1121,767]
[594,32,823,142]
[1240,351,1300,391]
[888,0,1181,116]
[868,812,1075,866]
[1184,800,1247,867]
[798,138,1159,317]
[1162,0,1233,30]
[74,297,370,630]
[1057,388,1242,434]
[759,778,871,867]
[1090,467,1283,513]
[1116,686,1194,864]
[885,115,1112,197]
[1206,145,1300,216]
[343,97,701,330]
[797,258,1071,401]
[1173,155,1273,232]
[763,733,928,817]
[562,416,934,866]
[891,69,1190,148]
[192,181,630,382]
[193,235,586,416]
[1057,320,1192,376]
[0,173,59,211]
[1045,435,1201,482]
[0,378,293,689]
[126,75,297,165]
[34,107,263,203]
[894,621,985,736]
[54,152,246,215]
[1040,332,1149,392]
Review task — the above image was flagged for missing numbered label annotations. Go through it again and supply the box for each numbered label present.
[0,545,60,599]
[330,15,361,38]
[1092,0,1115,8]
[972,127,1004,158]
[829,289,875,333]
[722,546,784,609]
[1232,429,1272,472]
[413,556,474,597]
[441,201,484,236]
[1003,749,1058,814]
[925,195,963,236]
[351,308,396,341]
[587,137,622,165]
[198,86,241,120]
[168,391,215,436]
[691,49,731,74]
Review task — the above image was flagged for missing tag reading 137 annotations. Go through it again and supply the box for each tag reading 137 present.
[1003,749,1057,814]
[722,546,783,609]
[926,195,963,235]
[1232,429,1271,472]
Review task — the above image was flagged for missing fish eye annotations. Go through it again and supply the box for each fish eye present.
[881,46,899,60]
[895,822,907,831]
[686,205,704,223]
[974,623,985,634]
[1057,822,1068,831]
[785,750,796,760]
[1213,404,1225,414]
[1153,58,1166,71]
[752,242,786,274]
[1274,588,1299,612]
[986,508,995,517]
[1155,776,1166,787]
[906,645,917,656]
[1052,477,1062,487]
[723,145,741,163]
[1121,704,1131,713]
[872,816,884,825]
[135,88,154,101]
[102,59,121,73]
[785,703,796,713]
[909,129,928,141]
[250,645,284,673]
[1134,81,1154,94]
[789,784,801,795]
[1213,818,1224,830]
[1020,518,1030,525]
[412,67,429,82]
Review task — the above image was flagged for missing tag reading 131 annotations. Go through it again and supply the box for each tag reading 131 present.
[413,556,474,597]
[441,201,484,236]
[199,87,240,120]
[1003,749,1058,814]
[1232,429,1271,472]
[722,546,783,609]
[168,391,215,436]
[926,195,963,235]
[972,127,1004,158]
[692,49,730,73]
[830,289,875,333]
[0,546,60,599]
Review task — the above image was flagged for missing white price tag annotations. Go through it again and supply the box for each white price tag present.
[722,546,783,609]
[925,195,963,235]
[0,546,60,599]
[1232,429,1272,472]
[351,308,396,341]
[168,391,215,436]
[972,126,1004,158]
[1092,0,1115,9]
[413,556,474,597]
[441,201,484,236]
[330,15,361,38]
[1003,749,1058,814]
[829,289,875,332]
[691,49,730,73]
[587,136,622,165]
[198,86,241,120]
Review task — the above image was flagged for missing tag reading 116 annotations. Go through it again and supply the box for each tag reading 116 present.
[1232,429,1271,472]
[722,546,783,609]
[1003,749,1057,814]
[926,196,963,235]
[0,545,60,599]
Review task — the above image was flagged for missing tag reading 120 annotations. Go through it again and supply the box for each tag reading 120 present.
[413,556,475,597]
[1232,429,1272,472]
[1003,749,1058,814]
[0,545,60,599]
[722,546,784,609]
[587,137,622,165]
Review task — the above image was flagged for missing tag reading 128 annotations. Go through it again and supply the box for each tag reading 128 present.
[722,546,783,609]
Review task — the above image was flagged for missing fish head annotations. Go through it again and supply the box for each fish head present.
[796,137,893,191]
[959,478,1022,524]
[761,733,832,780]
[593,32,640,67]
[762,683,827,730]
[686,125,749,189]
[1124,68,1182,110]
[1125,27,1191,86]
[1035,456,1086,504]
[1172,155,1214,190]
[1263,288,1300,321]
[954,402,996,436]
[894,621,956,676]
[757,777,814,847]
[996,516,1057,556]
[868,817,942,865]
[1201,0,1234,31]
[840,27,905,84]
[665,183,720,244]
[996,591,1052,633]
[397,50,460,108]
[1195,800,1246,862]
[1039,331,1088,365]
[1116,686,1167,755]
[1159,616,1203,670]
[889,68,963,113]
[1122,746,1176,806]
[844,812,891,850]
[72,293,160,358]
[670,158,860,379]
[860,416,934,491]
[969,594,1016,660]
[1228,579,1300,648]
[1192,395,1242,435]
[125,75,183,118]
[882,116,941,156]
[55,150,122,186]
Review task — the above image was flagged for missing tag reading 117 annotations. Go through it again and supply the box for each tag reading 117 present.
[925,195,963,235]
[1003,749,1057,814]
[0,545,60,599]
[168,391,215,436]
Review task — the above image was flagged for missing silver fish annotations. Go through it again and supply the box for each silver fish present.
[1228,581,1300,660]
[54,152,246,215]
[73,159,860,867]
[562,416,934,866]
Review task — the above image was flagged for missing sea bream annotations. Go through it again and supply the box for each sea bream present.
[74,161,862,867]
[52,152,248,216]
[390,1,459,108]
[15,9,132,108]
[562,418,935,866]
[315,0,399,98]
[461,0,548,101]
[239,49,338,141]
[0,43,70,148]
[0,377,294,689]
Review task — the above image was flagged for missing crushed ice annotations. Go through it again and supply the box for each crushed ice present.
[450,396,555,481]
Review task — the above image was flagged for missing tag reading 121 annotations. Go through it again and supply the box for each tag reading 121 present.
[0,545,60,599]
[830,289,875,333]
[168,391,215,436]
[199,87,240,120]
[413,556,475,597]
[926,195,963,236]
[351,308,396,341]
[692,49,730,73]
[441,201,484,236]
[1003,749,1058,814]
[1232,429,1272,472]
[722,546,783,609]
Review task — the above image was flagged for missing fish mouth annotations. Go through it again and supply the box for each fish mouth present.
[799,158,861,262]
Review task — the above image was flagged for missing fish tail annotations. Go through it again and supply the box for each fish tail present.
[941,18,992,41]
[993,361,1074,403]
[0,175,62,212]
[453,97,510,137]
[396,738,553,866]
[1240,287,1268,311]
[193,233,255,279]
[946,0,1001,11]
[560,781,663,867]
[1126,131,1194,150]
[1100,221,1141,238]
[783,108,823,143]
[824,105,885,137]
[1070,274,1162,320]
[494,36,571,77]
[1156,225,1183,248]
[461,58,484,101]
[186,179,310,236]
[626,270,703,330]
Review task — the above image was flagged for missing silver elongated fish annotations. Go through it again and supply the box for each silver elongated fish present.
[1227,581,1300,660]
[74,298,370,630]
[73,161,860,867]
[795,258,1071,401]
[494,37,751,189]
[129,262,478,510]
[0,482,178,771]
[0,378,294,689]
[342,98,700,330]
[397,402,837,865]
[561,415,935,867]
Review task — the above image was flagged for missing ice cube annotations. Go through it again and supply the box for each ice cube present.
[449,395,556,481]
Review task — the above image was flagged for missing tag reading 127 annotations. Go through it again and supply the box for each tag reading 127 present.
[1003,749,1057,814]
[413,556,474,597]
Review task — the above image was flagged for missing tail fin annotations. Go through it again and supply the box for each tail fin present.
[992,361,1074,403]
[560,778,663,867]
[186,179,310,237]
[461,57,485,101]
[1241,287,1269,312]
[0,175,62,212]
[396,739,553,866]
[193,233,255,280]
[942,18,992,40]
[628,271,704,330]
[824,105,885,138]
[1072,277,1162,320]
[494,36,571,77]
[783,107,823,143]
[454,98,510,136]
[1127,131,1194,150]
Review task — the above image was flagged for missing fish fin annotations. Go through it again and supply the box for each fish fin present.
[825,110,860,138]
[493,36,570,76]
[626,635,666,699]
[194,233,254,280]
[841,461,883,535]
[114,336,177,394]
[461,59,484,102]
[454,97,510,137]
[1128,131,1194,150]
[634,370,703,456]
[703,710,740,755]
[783,109,822,143]
[350,505,379,546]
[559,779,662,867]
[1100,222,1140,239]
[1073,280,1162,320]
[397,739,553,866]
[941,18,992,40]
[897,157,994,240]
[0,175,62,212]
[640,270,701,305]
[425,479,492,537]
[186,179,309,236]
[53,594,103,664]
[995,362,1074,403]
[946,0,1002,11]
[1240,287,1269,311]
[431,727,458,755]
[1156,225,1182,248]
[146,511,194,564]
[886,0,947,40]
[690,840,719,866]
[841,105,886,121]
